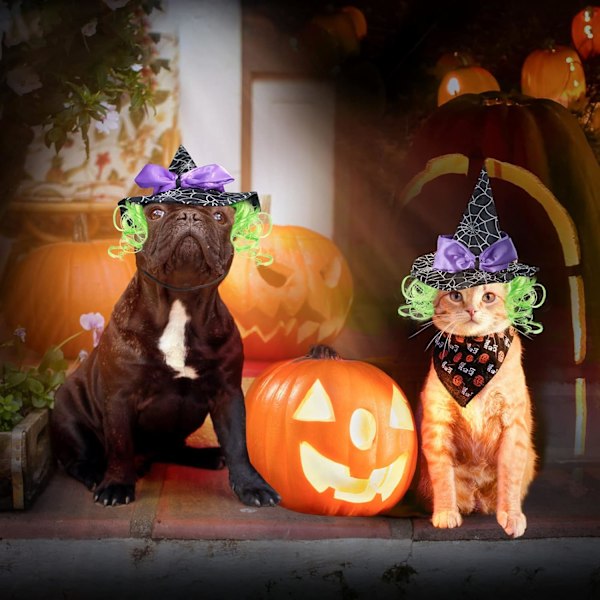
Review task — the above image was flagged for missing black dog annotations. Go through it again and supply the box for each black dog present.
[51,202,280,507]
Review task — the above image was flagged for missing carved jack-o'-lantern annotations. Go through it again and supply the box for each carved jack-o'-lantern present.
[220,225,353,360]
[245,346,417,516]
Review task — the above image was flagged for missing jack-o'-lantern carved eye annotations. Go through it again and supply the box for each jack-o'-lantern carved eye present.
[292,379,335,422]
[320,257,342,288]
[390,386,415,430]
[257,263,293,288]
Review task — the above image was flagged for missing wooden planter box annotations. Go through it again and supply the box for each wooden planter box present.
[0,409,54,510]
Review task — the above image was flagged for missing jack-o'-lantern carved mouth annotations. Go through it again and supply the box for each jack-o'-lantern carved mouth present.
[299,442,409,503]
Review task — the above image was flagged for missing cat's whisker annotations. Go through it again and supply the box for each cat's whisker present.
[425,328,445,352]
[409,320,434,339]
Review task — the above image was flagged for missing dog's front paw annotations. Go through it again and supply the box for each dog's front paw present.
[94,483,135,506]
[432,509,463,529]
[231,472,280,507]
[497,510,527,538]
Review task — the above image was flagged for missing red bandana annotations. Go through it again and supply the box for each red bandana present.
[432,329,514,407]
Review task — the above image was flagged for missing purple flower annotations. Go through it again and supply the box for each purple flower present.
[78,349,89,363]
[80,312,105,348]
[6,64,42,95]
[81,18,97,37]
[13,327,26,343]
[93,102,119,134]
[102,0,130,10]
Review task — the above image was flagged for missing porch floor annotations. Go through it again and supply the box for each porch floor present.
[1,457,599,599]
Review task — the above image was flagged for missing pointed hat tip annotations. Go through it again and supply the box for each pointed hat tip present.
[168,145,197,173]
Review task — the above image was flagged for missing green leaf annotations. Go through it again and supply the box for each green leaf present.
[5,371,27,387]
[27,378,45,395]
[32,396,48,408]
[39,346,65,373]
[49,371,66,389]
[152,90,169,106]
[129,107,145,129]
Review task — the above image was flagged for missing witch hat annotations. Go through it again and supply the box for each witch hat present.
[410,166,538,291]
[118,145,260,210]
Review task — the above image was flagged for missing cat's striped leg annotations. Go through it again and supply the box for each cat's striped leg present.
[421,409,462,528]
[427,458,463,529]
[496,391,532,538]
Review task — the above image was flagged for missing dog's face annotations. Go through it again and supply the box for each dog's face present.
[136,203,236,288]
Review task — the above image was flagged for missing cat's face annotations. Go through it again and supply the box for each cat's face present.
[432,282,510,337]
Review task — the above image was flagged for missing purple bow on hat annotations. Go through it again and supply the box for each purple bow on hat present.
[134,163,234,195]
[433,234,518,273]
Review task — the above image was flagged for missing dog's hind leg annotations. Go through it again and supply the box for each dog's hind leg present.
[50,386,106,491]
[51,416,105,490]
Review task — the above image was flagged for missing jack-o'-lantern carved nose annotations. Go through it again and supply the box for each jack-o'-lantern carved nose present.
[349,408,377,450]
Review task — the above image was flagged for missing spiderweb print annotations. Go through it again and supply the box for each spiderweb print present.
[452,168,501,255]
[409,167,538,291]
[118,145,261,209]
[168,145,197,174]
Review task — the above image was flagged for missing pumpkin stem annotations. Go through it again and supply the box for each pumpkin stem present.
[306,344,341,360]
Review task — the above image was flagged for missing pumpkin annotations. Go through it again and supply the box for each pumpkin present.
[397,90,600,460]
[437,65,500,106]
[433,51,476,80]
[571,6,600,60]
[219,225,353,361]
[3,240,136,358]
[245,345,417,516]
[341,6,367,40]
[309,11,360,58]
[521,45,586,109]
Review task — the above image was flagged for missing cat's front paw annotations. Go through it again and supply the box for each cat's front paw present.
[497,510,527,538]
[432,509,462,529]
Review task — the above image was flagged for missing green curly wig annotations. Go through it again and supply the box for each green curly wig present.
[108,200,272,265]
[397,275,546,335]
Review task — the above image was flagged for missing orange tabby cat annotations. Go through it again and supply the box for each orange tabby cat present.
[417,282,536,538]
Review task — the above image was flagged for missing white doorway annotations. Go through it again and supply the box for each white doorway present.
[251,78,335,238]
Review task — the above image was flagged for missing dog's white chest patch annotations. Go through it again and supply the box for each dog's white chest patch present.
[158,300,199,379]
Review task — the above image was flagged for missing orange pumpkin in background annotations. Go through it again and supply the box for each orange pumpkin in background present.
[437,65,500,106]
[220,225,353,361]
[341,6,367,40]
[521,45,586,109]
[245,345,417,516]
[571,6,600,60]
[3,240,136,358]
[433,51,476,80]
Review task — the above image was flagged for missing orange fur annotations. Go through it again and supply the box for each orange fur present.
[418,283,536,538]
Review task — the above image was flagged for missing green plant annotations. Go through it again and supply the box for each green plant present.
[0,313,104,431]
[0,0,166,207]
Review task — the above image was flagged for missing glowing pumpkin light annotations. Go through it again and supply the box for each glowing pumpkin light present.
[220,225,353,361]
[521,45,586,109]
[437,66,500,106]
[245,345,417,516]
[571,6,600,60]
[3,239,136,358]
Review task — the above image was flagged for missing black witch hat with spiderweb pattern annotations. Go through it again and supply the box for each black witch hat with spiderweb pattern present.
[410,166,538,291]
[118,145,260,210]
